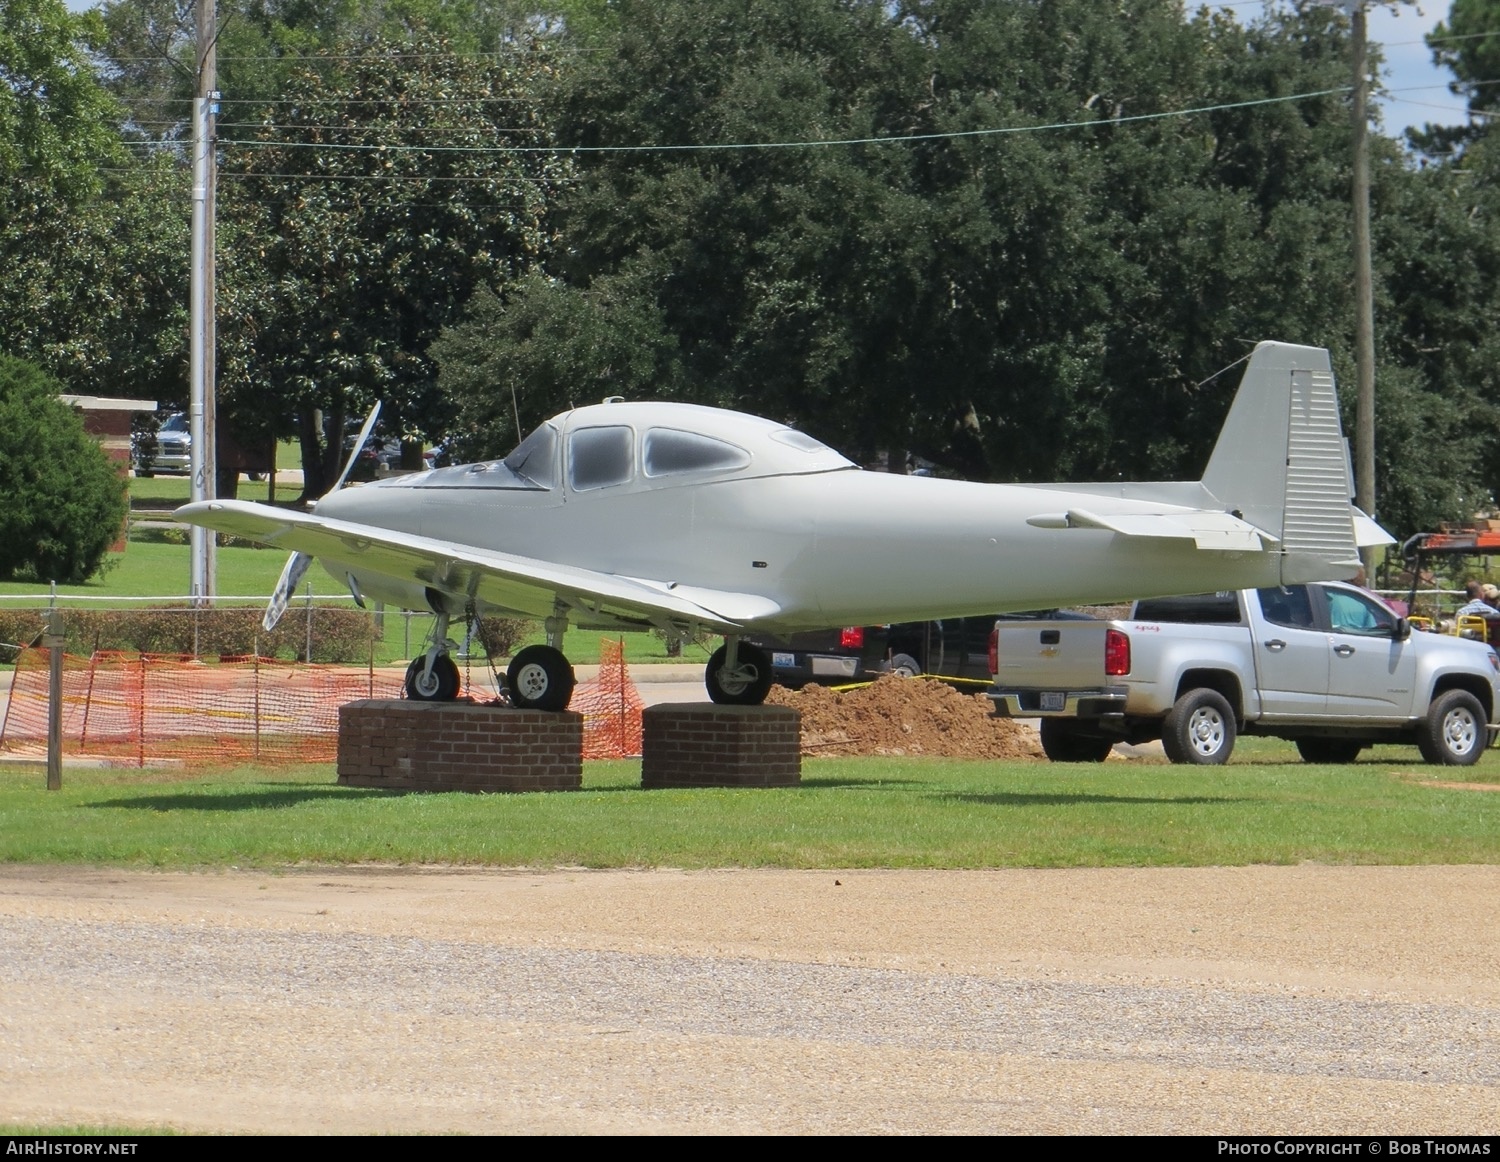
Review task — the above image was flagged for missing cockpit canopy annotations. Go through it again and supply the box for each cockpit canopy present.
[394,400,854,493]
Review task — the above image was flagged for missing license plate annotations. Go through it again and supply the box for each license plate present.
[1040,691,1066,711]
[773,652,795,669]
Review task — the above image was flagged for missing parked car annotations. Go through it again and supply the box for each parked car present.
[134,412,191,476]
[746,610,1091,689]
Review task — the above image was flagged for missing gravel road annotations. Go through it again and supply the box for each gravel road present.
[2,864,1497,1135]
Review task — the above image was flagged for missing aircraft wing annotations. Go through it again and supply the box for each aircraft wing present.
[174,500,779,632]
[1025,507,1275,552]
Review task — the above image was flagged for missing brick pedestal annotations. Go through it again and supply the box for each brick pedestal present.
[641,703,800,788]
[337,700,582,792]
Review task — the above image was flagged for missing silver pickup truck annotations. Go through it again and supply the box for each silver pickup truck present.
[987,582,1500,765]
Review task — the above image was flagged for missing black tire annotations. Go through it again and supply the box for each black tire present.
[1038,719,1114,763]
[887,652,922,679]
[405,655,460,701]
[705,643,774,705]
[1295,738,1365,764]
[506,645,576,712]
[1416,689,1487,766]
[1161,689,1236,765]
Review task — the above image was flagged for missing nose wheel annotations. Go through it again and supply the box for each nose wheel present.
[405,654,461,701]
[705,642,774,705]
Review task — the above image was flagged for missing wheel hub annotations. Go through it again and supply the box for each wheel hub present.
[1444,710,1477,755]
[514,663,550,699]
[1188,709,1224,755]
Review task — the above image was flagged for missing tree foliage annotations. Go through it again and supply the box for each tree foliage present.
[214,29,573,492]
[0,355,129,585]
[422,0,1500,537]
[0,0,187,401]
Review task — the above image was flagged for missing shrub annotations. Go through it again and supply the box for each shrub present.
[0,605,377,663]
[0,355,129,584]
[475,617,535,659]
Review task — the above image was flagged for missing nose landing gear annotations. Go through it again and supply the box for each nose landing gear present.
[705,637,774,705]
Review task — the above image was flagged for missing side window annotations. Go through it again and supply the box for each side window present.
[643,429,751,478]
[1324,588,1396,637]
[568,425,634,491]
[1256,587,1317,630]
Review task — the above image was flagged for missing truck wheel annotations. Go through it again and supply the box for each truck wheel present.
[1294,739,1365,764]
[1417,690,1487,766]
[1161,689,1236,765]
[887,653,922,678]
[1039,719,1113,763]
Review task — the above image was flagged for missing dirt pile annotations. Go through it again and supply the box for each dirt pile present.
[765,675,1043,759]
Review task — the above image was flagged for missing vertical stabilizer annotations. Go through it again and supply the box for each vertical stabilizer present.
[1201,342,1361,583]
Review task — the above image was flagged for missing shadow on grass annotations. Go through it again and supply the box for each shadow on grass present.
[945,791,1252,807]
[86,785,396,811]
[796,776,927,790]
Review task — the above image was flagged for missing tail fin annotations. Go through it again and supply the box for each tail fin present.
[1201,341,1365,583]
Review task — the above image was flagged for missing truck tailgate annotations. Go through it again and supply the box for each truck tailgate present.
[992,622,1113,690]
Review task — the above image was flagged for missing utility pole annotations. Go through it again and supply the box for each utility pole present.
[1313,0,1382,574]
[189,0,218,602]
[1350,4,1378,574]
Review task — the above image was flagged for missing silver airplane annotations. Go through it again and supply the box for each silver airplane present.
[176,341,1387,712]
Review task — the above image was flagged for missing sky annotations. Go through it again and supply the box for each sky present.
[1217,1,1465,142]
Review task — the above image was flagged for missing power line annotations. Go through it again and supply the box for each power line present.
[216,86,1351,156]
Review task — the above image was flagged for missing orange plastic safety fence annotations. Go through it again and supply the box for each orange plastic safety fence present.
[0,640,645,767]
[574,638,644,759]
[0,648,402,767]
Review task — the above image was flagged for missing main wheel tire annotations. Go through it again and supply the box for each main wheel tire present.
[1417,689,1487,766]
[705,643,774,705]
[1038,719,1114,763]
[887,652,922,679]
[1295,738,1365,764]
[405,655,460,701]
[506,645,576,712]
[1161,688,1236,765]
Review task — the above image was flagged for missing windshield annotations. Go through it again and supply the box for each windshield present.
[504,423,558,488]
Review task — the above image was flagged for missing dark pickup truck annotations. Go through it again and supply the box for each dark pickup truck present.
[746,612,1086,689]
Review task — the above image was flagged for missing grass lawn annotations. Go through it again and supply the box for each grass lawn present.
[3,745,1497,869]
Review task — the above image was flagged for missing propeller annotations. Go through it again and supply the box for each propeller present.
[263,403,382,633]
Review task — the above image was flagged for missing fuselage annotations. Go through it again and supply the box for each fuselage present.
[314,400,1289,632]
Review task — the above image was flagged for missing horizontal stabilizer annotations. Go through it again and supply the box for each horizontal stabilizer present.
[1026,508,1274,551]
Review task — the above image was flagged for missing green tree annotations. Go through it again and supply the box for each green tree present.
[427,0,1487,538]
[1420,0,1500,153]
[213,29,573,494]
[475,0,1361,482]
[0,0,189,403]
[0,355,129,584]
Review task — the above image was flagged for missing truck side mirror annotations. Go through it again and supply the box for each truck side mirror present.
[1394,616,1411,642]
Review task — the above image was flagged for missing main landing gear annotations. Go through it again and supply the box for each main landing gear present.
[403,609,777,712]
[402,604,577,712]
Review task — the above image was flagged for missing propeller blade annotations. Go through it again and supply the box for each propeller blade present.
[263,551,313,632]
[327,402,383,496]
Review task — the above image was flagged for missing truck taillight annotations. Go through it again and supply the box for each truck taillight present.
[988,626,999,675]
[840,626,864,650]
[1105,629,1131,676]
